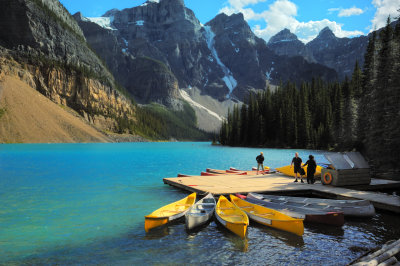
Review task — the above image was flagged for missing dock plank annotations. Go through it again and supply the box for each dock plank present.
[163,173,400,213]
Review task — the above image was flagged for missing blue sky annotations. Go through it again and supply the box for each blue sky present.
[60,0,400,43]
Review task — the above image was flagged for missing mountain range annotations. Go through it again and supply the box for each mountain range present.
[0,0,387,142]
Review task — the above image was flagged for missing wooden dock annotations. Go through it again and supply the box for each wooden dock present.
[163,173,400,213]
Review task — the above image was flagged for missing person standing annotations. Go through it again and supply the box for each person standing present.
[256,152,265,174]
[303,155,317,184]
[291,152,304,183]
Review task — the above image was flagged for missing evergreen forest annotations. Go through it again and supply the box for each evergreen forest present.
[219,19,400,178]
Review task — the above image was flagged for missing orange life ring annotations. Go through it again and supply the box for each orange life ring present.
[323,172,333,185]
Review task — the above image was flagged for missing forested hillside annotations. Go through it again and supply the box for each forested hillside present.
[219,19,400,178]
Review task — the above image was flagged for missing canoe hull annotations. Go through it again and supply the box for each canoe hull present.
[215,210,247,239]
[231,195,304,236]
[250,193,375,217]
[248,212,304,236]
[246,194,344,226]
[185,193,216,230]
[305,212,344,226]
[215,195,249,238]
[276,165,322,177]
[144,193,196,232]
[145,217,169,232]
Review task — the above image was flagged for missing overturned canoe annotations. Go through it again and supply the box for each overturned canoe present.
[276,164,322,177]
[246,193,344,226]
[230,195,304,236]
[206,168,247,175]
[249,193,375,217]
[145,193,196,232]
[185,193,216,230]
[177,174,193,177]
[215,195,249,238]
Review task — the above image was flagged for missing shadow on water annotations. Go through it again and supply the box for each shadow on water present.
[305,222,345,237]
[249,221,305,248]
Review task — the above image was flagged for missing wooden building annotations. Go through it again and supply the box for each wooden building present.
[321,152,371,186]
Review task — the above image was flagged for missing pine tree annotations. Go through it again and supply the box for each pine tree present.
[358,32,376,151]
[384,21,400,172]
[342,76,357,148]
[369,17,393,168]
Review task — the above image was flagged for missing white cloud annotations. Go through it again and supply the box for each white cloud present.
[339,7,364,17]
[220,0,365,43]
[328,6,365,17]
[371,0,400,31]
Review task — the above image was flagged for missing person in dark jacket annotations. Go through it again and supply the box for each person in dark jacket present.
[256,152,265,174]
[291,152,304,183]
[303,155,317,184]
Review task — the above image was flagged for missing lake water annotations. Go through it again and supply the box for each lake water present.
[0,142,399,265]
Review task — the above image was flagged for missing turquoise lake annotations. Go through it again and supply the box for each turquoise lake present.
[0,142,399,265]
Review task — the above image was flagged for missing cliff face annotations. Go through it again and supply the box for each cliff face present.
[267,27,369,80]
[77,2,338,103]
[267,28,316,63]
[0,0,136,133]
[306,27,368,79]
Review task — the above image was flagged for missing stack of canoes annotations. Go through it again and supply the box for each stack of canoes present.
[248,193,376,217]
[145,189,373,237]
[145,192,305,238]
[177,167,271,177]
[245,193,345,226]
[230,195,304,236]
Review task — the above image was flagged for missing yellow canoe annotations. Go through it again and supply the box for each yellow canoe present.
[230,195,304,236]
[215,195,249,238]
[145,193,196,232]
[276,164,322,177]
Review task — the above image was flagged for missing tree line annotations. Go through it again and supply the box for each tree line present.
[219,18,400,177]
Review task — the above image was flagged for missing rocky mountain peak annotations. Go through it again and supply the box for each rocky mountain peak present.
[316,26,336,40]
[268,28,298,44]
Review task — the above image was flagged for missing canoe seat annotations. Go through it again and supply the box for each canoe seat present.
[161,210,181,213]
[257,212,274,216]
[222,214,244,217]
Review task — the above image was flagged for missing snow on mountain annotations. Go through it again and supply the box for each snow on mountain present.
[84,16,115,30]
[203,25,237,96]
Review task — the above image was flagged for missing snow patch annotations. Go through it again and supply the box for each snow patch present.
[203,26,237,95]
[122,38,129,47]
[136,20,145,26]
[180,90,223,121]
[140,0,160,6]
[85,16,115,30]
[266,67,274,81]
[235,48,240,53]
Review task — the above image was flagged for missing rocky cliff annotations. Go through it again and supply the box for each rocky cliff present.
[0,0,136,133]
[306,27,368,79]
[77,1,338,103]
[267,28,315,63]
[267,27,369,80]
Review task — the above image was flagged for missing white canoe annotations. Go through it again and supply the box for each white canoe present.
[185,193,216,230]
[248,193,375,217]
